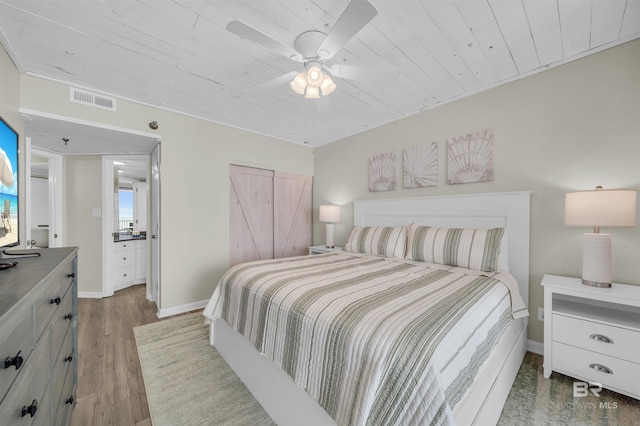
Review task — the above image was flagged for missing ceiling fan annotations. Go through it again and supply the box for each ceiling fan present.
[227,0,378,99]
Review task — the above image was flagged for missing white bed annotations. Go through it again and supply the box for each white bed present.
[207,191,530,425]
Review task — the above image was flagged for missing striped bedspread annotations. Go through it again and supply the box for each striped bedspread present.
[203,252,527,425]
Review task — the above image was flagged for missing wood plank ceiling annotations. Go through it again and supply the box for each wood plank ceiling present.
[1,0,638,148]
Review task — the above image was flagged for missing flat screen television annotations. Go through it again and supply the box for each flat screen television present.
[0,115,19,252]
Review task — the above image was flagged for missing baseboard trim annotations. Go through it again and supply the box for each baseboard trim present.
[78,291,104,299]
[157,299,208,318]
[527,339,543,355]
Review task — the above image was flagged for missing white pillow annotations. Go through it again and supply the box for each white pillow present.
[405,224,504,272]
[344,226,407,258]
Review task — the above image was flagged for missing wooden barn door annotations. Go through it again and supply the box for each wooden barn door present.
[229,165,274,267]
[229,165,312,267]
[274,172,312,258]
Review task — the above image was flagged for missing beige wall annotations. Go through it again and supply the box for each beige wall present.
[313,39,640,345]
[17,75,314,312]
[65,156,103,292]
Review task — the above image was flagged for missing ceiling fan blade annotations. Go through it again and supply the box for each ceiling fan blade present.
[250,71,298,92]
[227,20,304,62]
[317,0,378,60]
[327,64,369,81]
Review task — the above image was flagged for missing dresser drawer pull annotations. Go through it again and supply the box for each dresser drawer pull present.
[50,296,61,305]
[64,313,73,321]
[68,272,76,278]
[4,350,24,370]
[64,353,74,363]
[21,399,38,417]
[65,396,74,405]
[589,363,613,375]
[589,334,613,344]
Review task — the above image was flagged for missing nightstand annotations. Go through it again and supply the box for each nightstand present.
[308,245,343,255]
[542,274,640,399]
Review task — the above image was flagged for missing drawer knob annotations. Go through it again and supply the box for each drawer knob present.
[589,363,613,375]
[64,313,73,321]
[589,334,613,344]
[4,350,24,370]
[50,296,61,305]
[68,272,76,278]
[21,399,38,417]
[65,396,74,405]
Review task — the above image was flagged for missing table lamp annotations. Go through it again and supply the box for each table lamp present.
[319,204,341,248]
[565,186,637,287]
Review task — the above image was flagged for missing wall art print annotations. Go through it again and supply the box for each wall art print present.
[447,129,494,185]
[403,142,438,189]
[369,151,397,192]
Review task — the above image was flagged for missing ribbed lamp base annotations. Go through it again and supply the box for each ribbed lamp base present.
[582,233,611,288]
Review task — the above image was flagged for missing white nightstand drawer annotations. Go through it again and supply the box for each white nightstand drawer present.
[552,314,639,362]
[552,342,640,398]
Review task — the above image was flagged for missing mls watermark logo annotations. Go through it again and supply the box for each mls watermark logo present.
[573,381,602,397]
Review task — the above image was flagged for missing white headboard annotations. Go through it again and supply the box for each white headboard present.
[353,192,531,306]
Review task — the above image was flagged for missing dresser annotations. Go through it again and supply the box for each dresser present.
[542,274,640,399]
[0,247,78,425]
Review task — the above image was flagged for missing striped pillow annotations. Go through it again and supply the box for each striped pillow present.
[344,226,407,258]
[405,224,504,272]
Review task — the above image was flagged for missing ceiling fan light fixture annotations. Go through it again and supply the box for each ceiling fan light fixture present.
[304,86,320,99]
[320,74,336,96]
[306,65,323,88]
[290,72,307,95]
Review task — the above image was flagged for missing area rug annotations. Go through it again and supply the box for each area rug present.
[135,312,640,426]
[133,312,275,426]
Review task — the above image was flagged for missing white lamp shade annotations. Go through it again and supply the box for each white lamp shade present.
[290,72,307,95]
[565,189,637,228]
[319,204,341,223]
[304,86,320,99]
[306,65,323,88]
[320,74,336,96]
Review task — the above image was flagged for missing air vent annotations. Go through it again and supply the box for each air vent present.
[69,87,116,111]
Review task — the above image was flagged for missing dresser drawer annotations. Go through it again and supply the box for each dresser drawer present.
[0,305,33,402]
[552,314,639,361]
[33,275,70,339]
[50,289,74,360]
[0,329,50,424]
[52,325,74,402]
[552,341,640,398]
[54,363,76,426]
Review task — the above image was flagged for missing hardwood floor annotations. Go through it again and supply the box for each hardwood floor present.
[71,285,159,426]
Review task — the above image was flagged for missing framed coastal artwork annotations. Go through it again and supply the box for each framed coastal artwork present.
[403,142,438,188]
[447,129,494,185]
[369,151,397,192]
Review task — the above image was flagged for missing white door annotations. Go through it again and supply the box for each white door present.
[150,144,160,306]
[26,143,63,249]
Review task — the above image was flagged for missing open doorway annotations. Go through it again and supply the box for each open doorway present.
[22,112,161,311]
[102,153,158,305]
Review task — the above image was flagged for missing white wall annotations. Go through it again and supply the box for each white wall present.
[312,39,640,345]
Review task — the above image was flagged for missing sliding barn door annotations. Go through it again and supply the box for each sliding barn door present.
[230,165,312,267]
[274,172,312,258]
[229,165,274,267]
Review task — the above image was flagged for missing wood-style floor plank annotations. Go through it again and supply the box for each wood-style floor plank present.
[71,284,159,426]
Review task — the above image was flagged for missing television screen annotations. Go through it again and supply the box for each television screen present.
[0,115,19,249]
